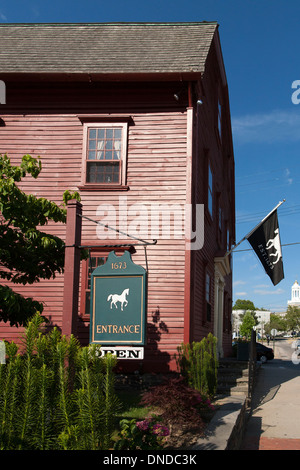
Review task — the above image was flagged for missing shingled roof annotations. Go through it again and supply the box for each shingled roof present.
[0,22,218,77]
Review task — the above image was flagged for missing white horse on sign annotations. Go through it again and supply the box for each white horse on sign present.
[107,288,129,311]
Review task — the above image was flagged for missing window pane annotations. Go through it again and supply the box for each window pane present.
[209,164,212,189]
[106,128,114,139]
[85,292,91,315]
[105,140,113,150]
[114,128,122,139]
[87,162,96,182]
[87,256,106,289]
[89,139,96,150]
[88,150,96,160]
[86,256,106,314]
[87,161,120,184]
[208,164,213,216]
[97,128,105,139]
[206,273,210,302]
[208,193,212,215]
[89,128,97,139]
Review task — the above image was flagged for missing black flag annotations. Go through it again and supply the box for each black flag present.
[246,210,284,286]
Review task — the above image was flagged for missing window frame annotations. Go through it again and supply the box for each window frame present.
[81,121,129,189]
[80,251,108,320]
[218,98,222,142]
[208,161,213,218]
[205,271,212,323]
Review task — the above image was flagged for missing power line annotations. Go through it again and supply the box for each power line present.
[236,204,300,224]
[233,241,300,253]
[235,166,291,179]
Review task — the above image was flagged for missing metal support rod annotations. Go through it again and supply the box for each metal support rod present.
[79,213,157,246]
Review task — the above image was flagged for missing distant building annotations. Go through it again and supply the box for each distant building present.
[287,280,300,307]
[232,309,271,338]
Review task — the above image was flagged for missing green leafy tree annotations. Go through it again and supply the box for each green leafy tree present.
[239,311,257,339]
[233,299,256,311]
[264,314,287,336]
[0,154,80,326]
[285,305,300,332]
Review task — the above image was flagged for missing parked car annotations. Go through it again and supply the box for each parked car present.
[256,343,274,362]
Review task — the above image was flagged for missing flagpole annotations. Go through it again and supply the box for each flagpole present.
[225,199,286,257]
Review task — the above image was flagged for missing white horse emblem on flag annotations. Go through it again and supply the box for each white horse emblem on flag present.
[265,229,282,265]
[107,288,129,311]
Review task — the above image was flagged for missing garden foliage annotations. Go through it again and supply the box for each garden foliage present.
[114,416,169,450]
[0,153,81,326]
[141,376,214,427]
[175,333,218,397]
[0,314,120,450]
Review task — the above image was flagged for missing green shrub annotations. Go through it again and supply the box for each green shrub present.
[0,313,119,450]
[114,416,169,450]
[175,333,218,397]
[140,376,214,427]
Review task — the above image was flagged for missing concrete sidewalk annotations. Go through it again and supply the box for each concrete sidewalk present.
[192,394,247,450]
[241,341,300,450]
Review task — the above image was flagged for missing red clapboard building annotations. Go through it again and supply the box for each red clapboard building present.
[0,23,235,372]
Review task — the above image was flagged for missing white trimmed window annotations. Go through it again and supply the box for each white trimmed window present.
[82,122,128,187]
[208,162,213,217]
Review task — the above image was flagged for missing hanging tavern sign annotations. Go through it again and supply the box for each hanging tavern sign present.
[90,251,147,346]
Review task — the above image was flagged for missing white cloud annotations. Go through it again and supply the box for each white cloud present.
[235,292,247,296]
[0,12,7,21]
[254,288,285,295]
[233,280,246,287]
[232,109,300,144]
[284,168,293,185]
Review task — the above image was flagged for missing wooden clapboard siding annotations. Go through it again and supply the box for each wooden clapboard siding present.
[78,110,189,369]
[0,112,80,340]
[0,23,235,371]
[0,77,235,367]
[0,107,189,370]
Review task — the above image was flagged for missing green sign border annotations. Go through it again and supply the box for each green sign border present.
[89,251,147,346]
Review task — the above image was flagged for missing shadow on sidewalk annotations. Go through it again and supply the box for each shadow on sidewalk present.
[241,416,262,450]
[240,357,300,450]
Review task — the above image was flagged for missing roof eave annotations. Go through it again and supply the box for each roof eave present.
[0,71,203,83]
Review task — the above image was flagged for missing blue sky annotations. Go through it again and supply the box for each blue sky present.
[1,0,300,312]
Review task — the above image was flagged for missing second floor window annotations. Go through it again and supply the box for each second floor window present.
[82,122,128,187]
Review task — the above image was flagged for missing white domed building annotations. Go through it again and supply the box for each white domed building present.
[288,280,300,307]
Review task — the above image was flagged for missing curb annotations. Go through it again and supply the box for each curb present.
[191,395,249,450]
